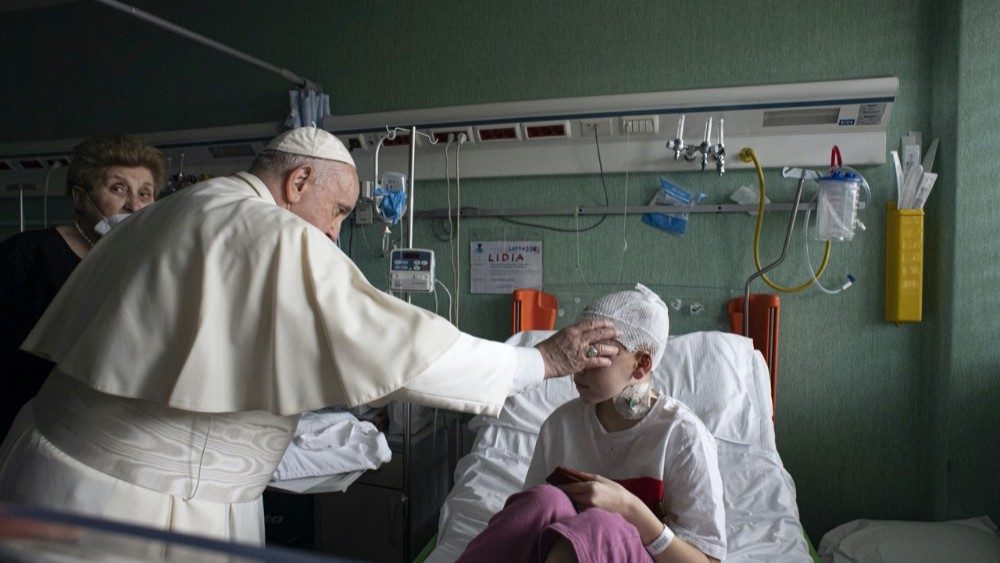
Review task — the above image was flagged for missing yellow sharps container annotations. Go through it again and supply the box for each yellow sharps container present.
[885,202,924,323]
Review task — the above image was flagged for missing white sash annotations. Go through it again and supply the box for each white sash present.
[33,373,297,504]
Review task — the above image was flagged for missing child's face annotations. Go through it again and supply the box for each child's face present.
[572,340,645,404]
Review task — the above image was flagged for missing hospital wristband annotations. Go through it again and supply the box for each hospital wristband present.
[644,523,675,556]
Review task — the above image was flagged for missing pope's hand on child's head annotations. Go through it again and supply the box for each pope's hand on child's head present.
[535,319,621,379]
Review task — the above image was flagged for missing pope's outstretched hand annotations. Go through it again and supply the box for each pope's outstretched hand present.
[535,319,620,379]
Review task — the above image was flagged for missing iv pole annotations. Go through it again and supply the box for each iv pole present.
[401,126,417,561]
[741,172,808,335]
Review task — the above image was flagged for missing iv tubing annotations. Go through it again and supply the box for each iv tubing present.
[406,126,416,254]
[374,136,384,189]
[455,142,463,328]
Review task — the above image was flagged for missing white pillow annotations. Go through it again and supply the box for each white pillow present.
[653,331,767,445]
[818,516,1000,562]
[477,330,766,446]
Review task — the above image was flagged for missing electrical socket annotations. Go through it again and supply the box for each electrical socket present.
[354,199,374,225]
[621,115,660,135]
[430,127,474,144]
[580,118,613,136]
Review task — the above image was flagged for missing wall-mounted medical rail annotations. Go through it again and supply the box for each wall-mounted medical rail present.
[327,77,898,181]
[418,202,817,219]
[93,0,321,91]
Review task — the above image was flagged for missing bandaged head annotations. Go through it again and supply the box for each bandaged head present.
[576,283,670,369]
[266,126,356,169]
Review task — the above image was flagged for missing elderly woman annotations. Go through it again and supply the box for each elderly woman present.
[0,134,164,440]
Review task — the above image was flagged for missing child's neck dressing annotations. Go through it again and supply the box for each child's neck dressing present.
[596,382,657,432]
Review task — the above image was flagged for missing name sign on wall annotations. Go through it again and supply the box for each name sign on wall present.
[470,240,543,294]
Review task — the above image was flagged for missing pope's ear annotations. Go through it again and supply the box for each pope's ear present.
[283,165,313,204]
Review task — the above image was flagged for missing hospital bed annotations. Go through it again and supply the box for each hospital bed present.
[424,330,814,562]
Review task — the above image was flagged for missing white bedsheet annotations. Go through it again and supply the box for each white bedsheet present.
[272,411,391,481]
[427,331,811,562]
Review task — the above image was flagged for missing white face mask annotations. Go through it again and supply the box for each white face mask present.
[93,213,132,235]
[82,190,132,236]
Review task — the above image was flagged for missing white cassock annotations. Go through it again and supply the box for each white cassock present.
[0,172,543,545]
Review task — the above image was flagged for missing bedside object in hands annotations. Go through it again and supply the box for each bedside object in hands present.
[545,465,591,487]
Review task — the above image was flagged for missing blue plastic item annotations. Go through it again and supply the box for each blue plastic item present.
[374,187,407,225]
[642,177,705,236]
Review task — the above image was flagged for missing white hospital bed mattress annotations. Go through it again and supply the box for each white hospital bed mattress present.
[427,331,811,562]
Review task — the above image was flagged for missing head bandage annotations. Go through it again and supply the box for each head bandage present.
[576,283,670,369]
[266,127,356,169]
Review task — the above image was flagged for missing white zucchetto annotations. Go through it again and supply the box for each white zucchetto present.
[266,126,356,168]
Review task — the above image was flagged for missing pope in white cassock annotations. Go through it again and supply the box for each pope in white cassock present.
[0,127,620,545]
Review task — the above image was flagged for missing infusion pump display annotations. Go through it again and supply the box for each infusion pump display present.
[389,249,435,293]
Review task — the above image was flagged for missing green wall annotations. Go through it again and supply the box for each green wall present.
[925,0,1000,523]
[925,0,961,521]
[2,0,996,543]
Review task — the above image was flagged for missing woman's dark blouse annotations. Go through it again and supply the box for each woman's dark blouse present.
[0,227,81,440]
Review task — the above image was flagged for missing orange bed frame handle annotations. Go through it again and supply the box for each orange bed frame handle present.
[727,294,780,418]
[512,289,558,335]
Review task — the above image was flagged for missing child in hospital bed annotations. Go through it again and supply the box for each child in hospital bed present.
[458,284,726,563]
